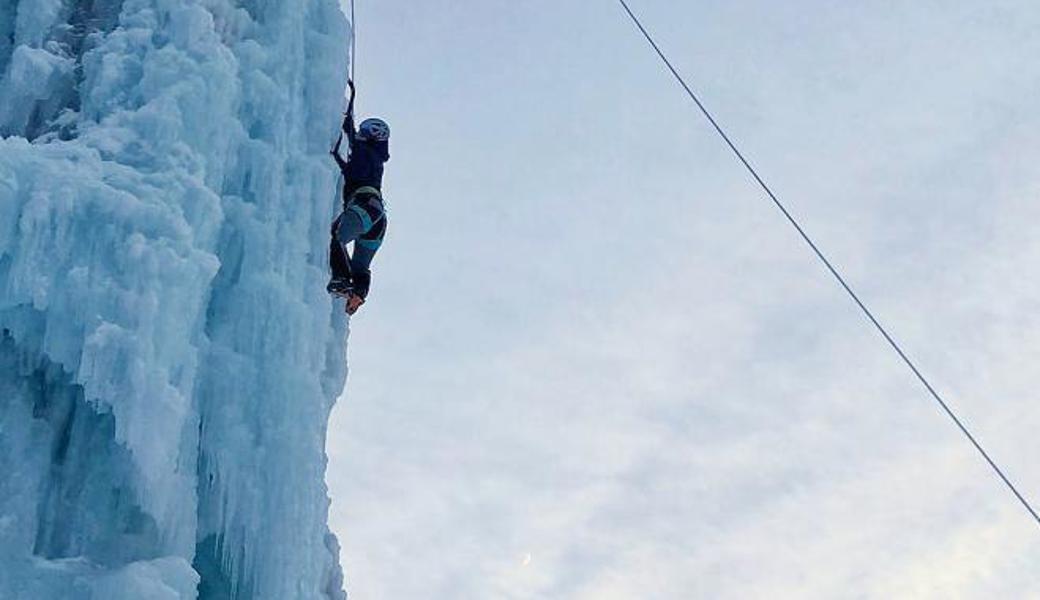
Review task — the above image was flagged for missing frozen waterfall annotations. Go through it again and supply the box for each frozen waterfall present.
[0,0,352,598]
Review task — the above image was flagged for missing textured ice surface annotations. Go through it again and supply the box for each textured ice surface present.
[0,0,350,598]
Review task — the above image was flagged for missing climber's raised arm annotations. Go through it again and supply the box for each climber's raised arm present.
[342,79,357,146]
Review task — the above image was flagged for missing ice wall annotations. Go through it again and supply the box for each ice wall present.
[0,1,351,598]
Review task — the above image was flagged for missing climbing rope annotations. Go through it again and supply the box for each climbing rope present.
[615,0,1040,528]
[349,0,356,83]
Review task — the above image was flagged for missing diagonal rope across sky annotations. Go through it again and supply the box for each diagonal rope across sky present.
[615,0,1040,528]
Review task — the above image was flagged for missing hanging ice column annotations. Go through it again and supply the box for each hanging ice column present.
[0,0,351,598]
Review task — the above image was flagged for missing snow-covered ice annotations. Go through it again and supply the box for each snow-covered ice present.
[0,1,352,598]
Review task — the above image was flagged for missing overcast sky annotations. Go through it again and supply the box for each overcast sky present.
[325,1,1040,597]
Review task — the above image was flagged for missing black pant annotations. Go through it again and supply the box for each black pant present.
[329,193,386,298]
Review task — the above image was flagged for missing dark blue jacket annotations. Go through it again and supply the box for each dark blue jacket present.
[333,111,389,198]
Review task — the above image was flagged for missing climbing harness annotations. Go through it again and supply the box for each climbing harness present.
[615,0,1040,528]
[349,185,381,199]
[346,185,382,204]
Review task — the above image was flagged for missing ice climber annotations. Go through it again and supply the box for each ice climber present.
[327,80,389,315]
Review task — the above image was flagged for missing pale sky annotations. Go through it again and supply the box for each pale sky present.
[326,1,1040,598]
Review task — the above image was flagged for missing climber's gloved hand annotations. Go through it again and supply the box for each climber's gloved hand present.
[343,79,356,128]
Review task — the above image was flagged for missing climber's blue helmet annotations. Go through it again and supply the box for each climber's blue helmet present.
[358,118,390,142]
